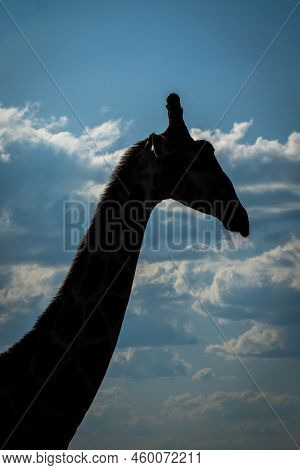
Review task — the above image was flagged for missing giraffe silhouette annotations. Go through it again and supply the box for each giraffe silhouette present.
[0,94,249,449]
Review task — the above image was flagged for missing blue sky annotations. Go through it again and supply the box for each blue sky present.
[0,0,300,449]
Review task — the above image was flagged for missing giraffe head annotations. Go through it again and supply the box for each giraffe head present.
[146,93,249,237]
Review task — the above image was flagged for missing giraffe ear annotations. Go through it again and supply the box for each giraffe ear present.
[146,133,169,159]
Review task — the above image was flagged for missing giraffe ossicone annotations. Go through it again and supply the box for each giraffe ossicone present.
[0,94,249,449]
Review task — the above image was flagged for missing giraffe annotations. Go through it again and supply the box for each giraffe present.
[0,94,249,449]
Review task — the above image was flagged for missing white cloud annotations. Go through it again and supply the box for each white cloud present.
[162,389,300,421]
[136,238,300,304]
[238,182,300,196]
[72,180,107,201]
[3,104,298,171]
[206,322,284,358]
[132,238,300,335]
[89,387,128,418]
[0,263,67,320]
[0,207,27,236]
[109,346,191,379]
[0,103,129,166]
[207,321,300,359]
[80,384,300,450]
[0,207,16,234]
[191,120,300,163]
[220,375,237,381]
[200,238,300,308]
[248,201,300,216]
[133,260,175,288]
[192,367,215,381]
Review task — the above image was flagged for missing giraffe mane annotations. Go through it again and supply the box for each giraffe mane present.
[100,139,147,201]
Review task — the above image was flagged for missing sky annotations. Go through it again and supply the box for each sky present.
[0,0,300,450]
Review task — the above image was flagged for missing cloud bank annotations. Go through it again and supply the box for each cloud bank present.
[0,103,128,166]
[191,120,300,163]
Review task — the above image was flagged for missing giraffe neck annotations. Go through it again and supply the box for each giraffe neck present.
[0,147,160,449]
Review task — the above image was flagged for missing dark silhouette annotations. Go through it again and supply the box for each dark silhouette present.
[0,94,249,449]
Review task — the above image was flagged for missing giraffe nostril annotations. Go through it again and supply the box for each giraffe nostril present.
[223,205,249,237]
[239,207,249,237]
[234,206,249,237]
